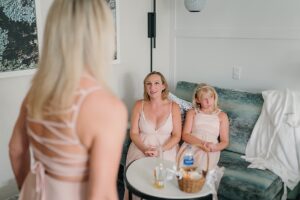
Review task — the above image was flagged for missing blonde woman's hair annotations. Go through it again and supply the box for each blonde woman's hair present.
[27,0,114,118]
[192,83,219,111]
[143,71,169,101]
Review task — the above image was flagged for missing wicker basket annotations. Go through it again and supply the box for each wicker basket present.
[177,145,209,193]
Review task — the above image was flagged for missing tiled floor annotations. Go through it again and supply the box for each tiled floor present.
[0,179,18,200]
[5,195,18,200]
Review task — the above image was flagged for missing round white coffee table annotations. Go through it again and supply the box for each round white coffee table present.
[125,157,212,200]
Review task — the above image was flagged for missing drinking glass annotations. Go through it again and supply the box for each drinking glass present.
[151,135,165,189]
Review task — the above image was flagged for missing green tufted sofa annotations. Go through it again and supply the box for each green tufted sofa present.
[173,81,299,200]
[117,81,300,200]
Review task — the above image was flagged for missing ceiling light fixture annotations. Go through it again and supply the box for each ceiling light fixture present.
[184,0,207,12]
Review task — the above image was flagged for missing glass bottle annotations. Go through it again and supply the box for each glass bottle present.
[182,144,194,170]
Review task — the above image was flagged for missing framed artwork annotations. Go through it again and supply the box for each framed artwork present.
[106,0,120,63]
[0,0,38,78]
[0,0,119,79]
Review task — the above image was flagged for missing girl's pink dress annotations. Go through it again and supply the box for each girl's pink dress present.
[18,86,101,200]
[126,101,178,166]
[178,108,221,171]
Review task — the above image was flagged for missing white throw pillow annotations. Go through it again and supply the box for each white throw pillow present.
[168,93,193,123]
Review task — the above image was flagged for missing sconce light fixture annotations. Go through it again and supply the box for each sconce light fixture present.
[147,0,205,72]
[184,0,207,12]
[148,0,156,72]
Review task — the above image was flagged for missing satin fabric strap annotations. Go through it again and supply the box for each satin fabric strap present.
[32,161,46,200]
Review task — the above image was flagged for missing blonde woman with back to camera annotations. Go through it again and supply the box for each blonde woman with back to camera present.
[178,84,229,171]
[9,0,127,200]
[124,71,182,200]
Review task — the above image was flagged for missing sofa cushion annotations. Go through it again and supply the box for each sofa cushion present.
[168,92,193,124]
[175,81,263,154]
[174,81,198,102]
[218,151,283,200]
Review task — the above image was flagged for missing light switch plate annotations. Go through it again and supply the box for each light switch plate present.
[232,67,241,80]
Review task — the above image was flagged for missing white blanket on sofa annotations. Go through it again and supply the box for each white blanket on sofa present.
[244,89,300,199]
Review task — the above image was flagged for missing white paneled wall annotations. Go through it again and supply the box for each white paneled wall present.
[171,0,300,92]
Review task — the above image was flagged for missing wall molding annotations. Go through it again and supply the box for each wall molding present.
[0,69,36,79]
[175,27,300,40]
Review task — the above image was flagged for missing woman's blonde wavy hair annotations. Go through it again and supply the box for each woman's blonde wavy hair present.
[143,71,169,101]
[27,0,114,118]
[192,83,219,111]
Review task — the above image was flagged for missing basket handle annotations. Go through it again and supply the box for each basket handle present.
[195,143,209,176]
[176,144,210,177]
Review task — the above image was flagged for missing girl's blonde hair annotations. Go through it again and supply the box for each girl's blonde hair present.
[143,71,169,101]
[192,83,219,111]
[27,0,114,118]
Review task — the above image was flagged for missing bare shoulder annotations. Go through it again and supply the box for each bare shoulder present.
[78,78,124,112]
[133,99,143,109]
[171,101,180,110]
[83,88,126,117]
[131,99,144,114]
[186,108,196,116]
[77,88,128,148]
[218,111,229,121]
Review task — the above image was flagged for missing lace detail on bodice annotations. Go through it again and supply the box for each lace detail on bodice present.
[26,86,101,178]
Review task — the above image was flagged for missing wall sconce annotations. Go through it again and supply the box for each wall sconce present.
[147,0,205,72]
[184,0,207,12]
[148,0,156,72]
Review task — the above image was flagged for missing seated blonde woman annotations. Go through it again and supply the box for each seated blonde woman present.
[124,71,182,200]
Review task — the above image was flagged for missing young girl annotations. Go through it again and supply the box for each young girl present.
[178,84,229,171]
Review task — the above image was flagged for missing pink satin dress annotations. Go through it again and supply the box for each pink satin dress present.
[126,101,178,166]
[178,108,221,171]
[18,86,101,200]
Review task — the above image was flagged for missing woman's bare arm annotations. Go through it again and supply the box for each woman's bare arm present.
[129,100,149,154]
[161,102,182,151]
[9,98,30,189]
[79,90,127,200]
[208,112,229,152]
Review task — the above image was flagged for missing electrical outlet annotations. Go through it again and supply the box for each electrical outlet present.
[232,67,242,80]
